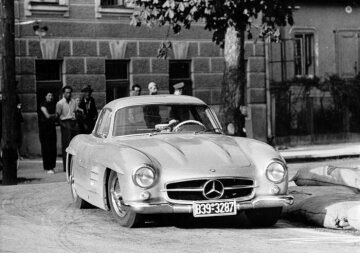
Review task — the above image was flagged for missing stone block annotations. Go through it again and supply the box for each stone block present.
[200,42,221,57]
[15,40,27,56]
[73,41,97,56]
[193,74,223,89]
[86,58,105,74]
[247,73,265,88]
[244,42,254,58]
[65,75,105,92]
[19,93,36,112]
[187,42,199,58]
[28,40,42,58]
[125,42,138,58]
[99,41,111,58]
[248,88,266,104]
[21,112,41,156]
[194,90,211,104]
[139,42,160,57]
[65,58,85,74]
[58,41,71,57]
[19,58,35,74]
[132,58,150,74]
[17,75,36,93]
[254,42,265,56]
[152,58,168,73]
[132,74,169,90]
[193,58,210,73]
[211,89,222,104]
[247,57,265,73]
[68,5,94,19]
[92,92,107,109]
[211,58,225,73]
[250,105,267,142]
[15,58,20,74]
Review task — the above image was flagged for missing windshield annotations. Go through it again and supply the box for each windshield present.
[113,104,220,136]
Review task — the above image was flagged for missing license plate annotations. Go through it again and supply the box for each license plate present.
[193,200,237,217]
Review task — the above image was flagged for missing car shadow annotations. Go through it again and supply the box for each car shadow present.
[141,213,281,229]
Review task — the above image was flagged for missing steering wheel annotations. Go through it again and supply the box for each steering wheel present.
[172,120,206,132]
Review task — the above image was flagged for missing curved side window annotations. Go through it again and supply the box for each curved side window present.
[94,108,112,138]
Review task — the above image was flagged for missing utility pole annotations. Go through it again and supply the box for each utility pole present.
[1,0,18,185]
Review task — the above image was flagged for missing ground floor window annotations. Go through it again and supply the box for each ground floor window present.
[105,59,129,103]
[35,59,63,109]
[169,60,192,95]
[293,32,315,77]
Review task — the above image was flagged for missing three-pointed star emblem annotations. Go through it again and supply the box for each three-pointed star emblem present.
[202,180,224,200]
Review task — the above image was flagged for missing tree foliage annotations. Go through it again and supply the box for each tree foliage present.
[130,0,294,47]
[130,0,295,138]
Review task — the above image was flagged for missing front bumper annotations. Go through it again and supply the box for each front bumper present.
[126,195,294,214]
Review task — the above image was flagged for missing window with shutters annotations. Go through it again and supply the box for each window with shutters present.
[293,32,316,77]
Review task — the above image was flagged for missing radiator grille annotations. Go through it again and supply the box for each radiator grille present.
[165,178,255,201]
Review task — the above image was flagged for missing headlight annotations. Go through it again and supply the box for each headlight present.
[266,161,286,183]
[133,166,156,188]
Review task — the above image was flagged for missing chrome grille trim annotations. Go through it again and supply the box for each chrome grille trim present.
[164,177,256,203]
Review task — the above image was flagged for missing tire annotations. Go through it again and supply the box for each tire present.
[107,170,142,228]
[245,207,282,227]
[69,155,90,209]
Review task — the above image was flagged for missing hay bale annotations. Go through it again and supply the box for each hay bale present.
[284,193,360,230]
[292,165,360,190]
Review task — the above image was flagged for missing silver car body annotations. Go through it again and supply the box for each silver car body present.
[66,95,293,215]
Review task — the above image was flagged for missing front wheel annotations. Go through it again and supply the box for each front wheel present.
[245,207,282,227]
[107,170,142,228]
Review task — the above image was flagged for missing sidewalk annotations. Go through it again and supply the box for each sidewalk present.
[279,142,360,162]
[0,159,66,185]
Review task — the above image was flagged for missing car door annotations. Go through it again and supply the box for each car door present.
[75,108,113,194]
[86,108,113,188]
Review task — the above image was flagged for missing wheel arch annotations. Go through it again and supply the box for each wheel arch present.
[103,167,112,211]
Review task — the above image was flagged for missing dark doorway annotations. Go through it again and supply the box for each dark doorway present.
[105,60,129,103]
[35,60,63,109]
[169,60,192,95]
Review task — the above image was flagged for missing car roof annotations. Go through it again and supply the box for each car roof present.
[104,95,207,110]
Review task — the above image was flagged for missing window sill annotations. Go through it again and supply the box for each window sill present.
[96,6,133,18]
[25,0,69,17]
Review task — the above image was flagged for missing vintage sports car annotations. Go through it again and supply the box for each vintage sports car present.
[66,95,293,227]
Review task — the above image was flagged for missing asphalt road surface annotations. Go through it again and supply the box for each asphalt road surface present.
[0,159,359,253]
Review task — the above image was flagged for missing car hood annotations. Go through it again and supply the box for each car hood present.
[114,134,251,170]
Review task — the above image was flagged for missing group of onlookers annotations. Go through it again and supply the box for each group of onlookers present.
[38,85,98,174]
[38,81,184,174]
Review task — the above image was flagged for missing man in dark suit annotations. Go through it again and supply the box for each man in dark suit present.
[78,85,98,134]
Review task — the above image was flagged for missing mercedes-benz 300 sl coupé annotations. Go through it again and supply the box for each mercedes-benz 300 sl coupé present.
[66,95,293,227]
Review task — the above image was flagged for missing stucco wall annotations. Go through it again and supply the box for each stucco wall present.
[283,3,360,77]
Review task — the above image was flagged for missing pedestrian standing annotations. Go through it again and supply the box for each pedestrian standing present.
[78,85,98,134]
[147,82,158,95]
[56,86,79,171]
[143,82,161,128]
[173,82,184,95]
[38,92,57,174]
[130,84,142,96]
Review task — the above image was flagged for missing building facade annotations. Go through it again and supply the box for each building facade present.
[6,0,267,156]
[2,0,359,156]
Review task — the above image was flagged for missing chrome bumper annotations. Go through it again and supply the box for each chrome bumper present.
[127,195,294,214]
